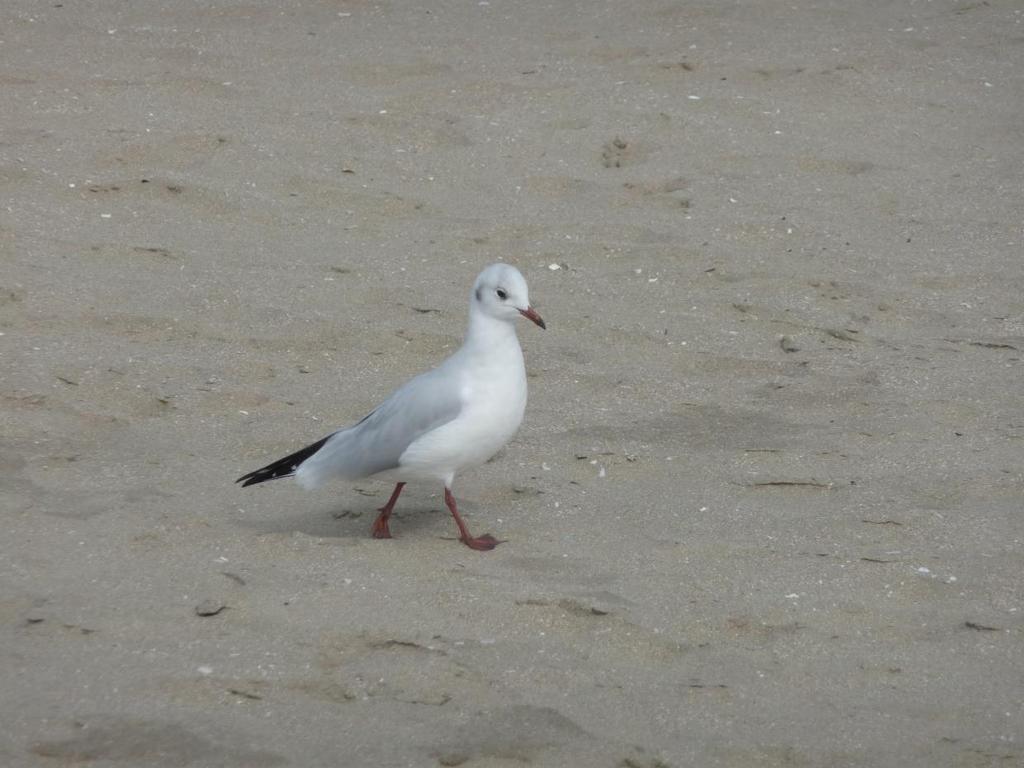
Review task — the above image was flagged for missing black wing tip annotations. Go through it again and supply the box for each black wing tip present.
[236,434,332,489]
[235,467,295,488]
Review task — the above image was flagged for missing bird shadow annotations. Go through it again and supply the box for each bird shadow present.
[237,493,457,541]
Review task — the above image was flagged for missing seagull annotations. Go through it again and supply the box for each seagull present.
[237,263,546,551]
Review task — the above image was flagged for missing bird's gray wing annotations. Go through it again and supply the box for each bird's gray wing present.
[294,362,464,487]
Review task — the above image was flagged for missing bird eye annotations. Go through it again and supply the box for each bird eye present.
[496,288,508,300]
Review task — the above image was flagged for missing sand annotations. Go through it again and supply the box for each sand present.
[2,1,1022,766]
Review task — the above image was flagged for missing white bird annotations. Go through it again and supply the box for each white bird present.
[237,263,546,550]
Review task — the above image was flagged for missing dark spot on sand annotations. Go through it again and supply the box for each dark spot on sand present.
[964,621,1001,632]
[195,599,227,617]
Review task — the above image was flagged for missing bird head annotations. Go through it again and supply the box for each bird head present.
[471,263,546,329]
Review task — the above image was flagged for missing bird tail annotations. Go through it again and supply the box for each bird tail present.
[236,434,332,487]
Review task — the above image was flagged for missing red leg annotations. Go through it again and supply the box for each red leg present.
[444,487,503,551]
[371,482,405,539]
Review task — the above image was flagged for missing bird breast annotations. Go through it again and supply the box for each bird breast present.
[397,344,527,478]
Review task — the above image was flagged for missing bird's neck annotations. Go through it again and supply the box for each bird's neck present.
[463,306,520,353]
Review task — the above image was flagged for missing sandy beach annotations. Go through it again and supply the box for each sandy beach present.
[2,1,1022,765]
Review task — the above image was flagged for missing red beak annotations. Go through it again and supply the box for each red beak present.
[518,306,546,329]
